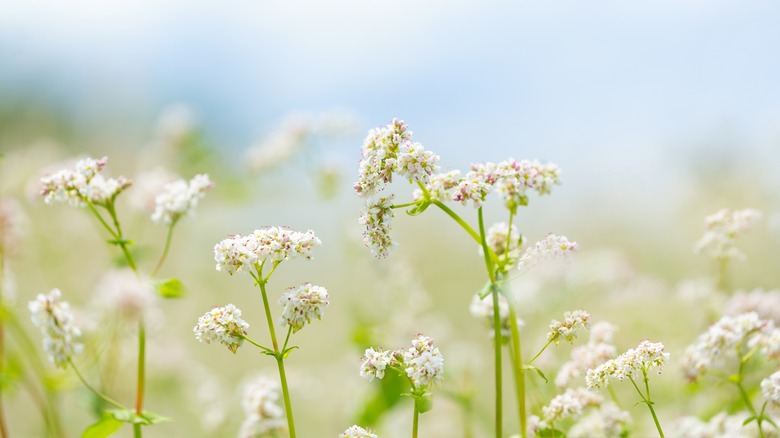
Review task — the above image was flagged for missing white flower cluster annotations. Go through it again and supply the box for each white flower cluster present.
[28,288,83,368]
[556,322,618,389]
[468,293,524,340]
[193,304,250,353]
[353,119,439,198]
[484,222,522,263]
[340,425,378,438]
[359,334,444,390]
[494,158,561,210]
[413,170,461,203]
[358,195,396,258]
[540,387,603,426]
[359,347,395,382]
[694,208,762,261]
[214,227,321,275]
[762,371,780,408]
[454,162,498,208]
[40,156,131,206]
[547,309,591,345]
[278,283,329,333]
[517,233,578,273]
[586,340,669,390]
[681,312,780,382]
[567,402,632,438]
[238,376,286,438]
[725,288,780,324]
[151,173,213,225]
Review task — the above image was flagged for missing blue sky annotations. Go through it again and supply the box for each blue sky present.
[2,0,779,207]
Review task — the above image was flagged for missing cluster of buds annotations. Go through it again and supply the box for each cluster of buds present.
[586,340,669,390]
[359,334,444,391]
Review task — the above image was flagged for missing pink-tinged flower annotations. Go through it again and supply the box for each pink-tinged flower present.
[359,195,396,258]
[193,304,249,353]
[278,283,329,333]
[28,288,83,368]
[40,156,131,206]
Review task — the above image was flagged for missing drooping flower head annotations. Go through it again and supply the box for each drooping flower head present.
[278,283,329,333]
[28,288,83,368]
[193,304,249,353]
[214,227,321,275]
[359,347,396,382]
[239,376,286,438]
[340,425,378,438]
[359,195,396,258]
[517,233,579,273]
[354,118,413,198]
[586,340,669,390]
[40,156,131,206]
[151,173,214,225]
[556,322,619,389]
[694,208,762,261]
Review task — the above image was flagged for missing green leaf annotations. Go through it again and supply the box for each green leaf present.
[281,346,299,359]
[81,412,123,438]
[537,427,565,437]
[156,278,185,299]
[107,409,171,426]
[406,201,431,216]
[523,364,548,383]
[412,393,433,414]
[742,416,756,426]
[478,281,501,300]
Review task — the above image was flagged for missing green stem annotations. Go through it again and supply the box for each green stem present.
[134,318,146,438]
[151,220,177,277]
[433,201,482,246]
[607,385,621,408]
[412,405,419,438]
[391,201,422,210]
[478,208,501,438]
[527,340,553,365]
[257,271,296,438]
[507,301,526,438]
[282,326,293,353]
[0,253,8,438]
[736,381,765,438]
[105,202,137,272]
[85,201,120,240]
[629,375,664,438]
[69,358,126,410]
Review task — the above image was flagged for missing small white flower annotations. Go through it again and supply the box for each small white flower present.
[353,119,412,198]
[541,387,603,424]
[151,173,213,225]
[360,347,396,382]
[761,371,780,408]
[453,162,496,208]
[568,402,632,438]
[193,304,249,353]
[395,141,439,184]
[239,376,286,438]
[359,195,396,258]
[517,233,578,273]
[40,156,131,206]
[586,340,669,390]
[694,208,762,261]
[556,322,618,389]
[278,283,329,333]
[547,310,591,345]
[340,425,378,438]
[484,222,522,263]
[213,227,322,275]
[28,289,83,368]
[469,293,524,340]
[413,170,461,202]
[403,334,444,388]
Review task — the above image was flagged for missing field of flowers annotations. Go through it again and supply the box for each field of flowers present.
[0,107,778,438]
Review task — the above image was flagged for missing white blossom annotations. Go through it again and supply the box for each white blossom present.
[517,233,578,273]
[468,293,524,340]
[395,141,439,184]
[547,309,591,345]
[40,156,131,206]
[568,402,632,438]
[340,425,378,438]
[151,173,213,224]
[239,376,286,438]
[403,334,444,388]
[586,340,669,390]
[453,162,497,208]
[353,119,412,198]
[694,208,762,261]
[484,222,522,263]
[762,371,780,408]
[556,322,618,389]
[278,283,329,333]
[359,195,396,258]
[213,227,322,275]
[193,304,249,353]
[360,348,396,382]
[413,170,461,202]
[28,289,83,368]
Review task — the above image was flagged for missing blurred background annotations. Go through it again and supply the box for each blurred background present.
[1,1,780,436]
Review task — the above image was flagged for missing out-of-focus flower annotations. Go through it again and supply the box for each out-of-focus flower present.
[681,312,775,382]
[484,222,522,263]
[239,376,286,438]
[517,233,578,273]
[214,227,321,275]
[40,156,131,206]
[539,387,602,427]
[469,293,524,340]
[340,425,378,438]
[193,304,249,353]
[403,334,444,388]
[28,289,83,367]
[568,402,632,438]
[127,168,178,213]
[245,116,310,173]
[151,173,213,225]
[359,195,396,259]
[694,208,762,261]
[586,340,669,390]
[92,269,154,317]
[761,371,780,408]
[360,347,396,382]
[0,197,24,256]
[725,289,780,324]
[278,283,329,333]
[673,412,755,438]
[547,310,591,345]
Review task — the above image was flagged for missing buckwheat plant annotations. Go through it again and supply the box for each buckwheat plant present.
[198,226,326,438]
[681,312,780,437]
[694,208,762,291]
[354,119,576,437]
[38,156,212,436]
[340,425,379,438]
[358,334,444,437]
[586,340,670,437]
